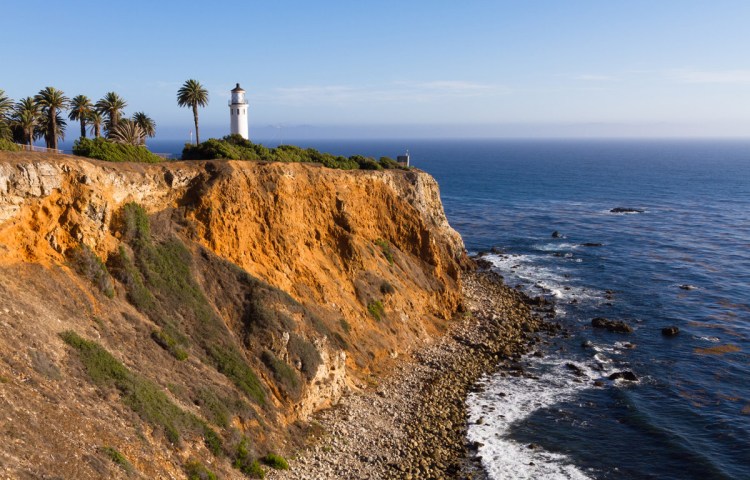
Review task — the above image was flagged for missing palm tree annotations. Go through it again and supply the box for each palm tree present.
[12,97,40,148]
[34,87,70,150]
[131,112,156,145]
[36,110,66,148]
[0,89,13,140]
[68,95,93,139]
[88,110,103,138]
[177,79,208,144]
[95,91,127,135]
[34,87,69,150]
[109,119,144,146]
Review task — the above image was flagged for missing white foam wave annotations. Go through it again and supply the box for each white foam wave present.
[467,357,601,479]
[481,253,601,304]
[534,242,580,252]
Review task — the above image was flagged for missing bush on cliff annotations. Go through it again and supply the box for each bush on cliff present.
[181,134,409,171]
[66,244,115,298]
[0,138,21,151]
[73,137,162,163]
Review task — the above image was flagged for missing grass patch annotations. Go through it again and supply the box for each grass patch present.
[67,244,115,298]
[374,239,394,265]
[208,345,265,404]
[185,460,218,480]
[262,453,289,470]
[60,331,221,453]
[101,446,134,474]
[151,329,188,361]
[367,300,385,322]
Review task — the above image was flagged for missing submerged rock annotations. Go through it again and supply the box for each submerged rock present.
[591,317,633,333]
[610,207,645,213]
[581,242,603,247]
[608,371,638,381]
[662,326,680,336]
[551,230,562,238]
[679,284,696,291]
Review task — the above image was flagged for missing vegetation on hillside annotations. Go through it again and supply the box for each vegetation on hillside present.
[72,137,162,163]
[59,202,335,476]
[0,138,21,151]
[182,134,411,171]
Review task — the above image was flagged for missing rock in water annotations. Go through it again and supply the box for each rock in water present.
[662,326,680,336]
[551,230,562,238]
[591,317,633,333]
[610,207,645,213]
[581,242,603,247]
[679,284,696,290]
[609,371,638,381]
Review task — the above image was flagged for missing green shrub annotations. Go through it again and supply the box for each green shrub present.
[367,300,385,322]
[288,333,322,380]
[185,460,218,480]
[379,156,410,170]
[182,136,394,172]
[374,239,394,265]
[101,446,134,473]
[261,350,300,398]
[380,281,395,295]
[0,138,21,151]
[208,345,265,404]
[339,318,351,333]
[262,453,289,470]
[151,329,188,361]
[233,438,265,478]
[73,137,162,163]
[67,244,115,298]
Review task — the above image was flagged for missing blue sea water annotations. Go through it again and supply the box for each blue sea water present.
[147,138,750,479]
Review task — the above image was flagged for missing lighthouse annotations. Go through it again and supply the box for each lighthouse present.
[229,83,249,139]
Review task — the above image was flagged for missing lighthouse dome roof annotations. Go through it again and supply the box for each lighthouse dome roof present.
[231,83,245,92]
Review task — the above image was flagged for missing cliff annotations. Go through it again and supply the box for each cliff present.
[0,151,469,479]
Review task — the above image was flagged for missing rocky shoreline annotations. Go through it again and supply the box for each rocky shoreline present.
[268,269,560,480]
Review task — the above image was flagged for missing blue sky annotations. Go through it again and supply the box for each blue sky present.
[4,0,750,139]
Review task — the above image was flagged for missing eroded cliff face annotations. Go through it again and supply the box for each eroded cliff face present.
[0,151,468,479]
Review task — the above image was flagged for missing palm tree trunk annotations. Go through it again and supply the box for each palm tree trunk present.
[80,119,86,139]
[50,106,57,150]
[26,128,32,148]
[95,123,100,138]
[193,104,199,144]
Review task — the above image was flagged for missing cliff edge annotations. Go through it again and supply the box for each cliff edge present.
[0,151,469,479]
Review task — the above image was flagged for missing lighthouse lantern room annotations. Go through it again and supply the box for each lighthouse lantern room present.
[229,83,249,139]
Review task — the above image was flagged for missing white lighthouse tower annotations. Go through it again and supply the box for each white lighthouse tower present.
[229,83,249,139]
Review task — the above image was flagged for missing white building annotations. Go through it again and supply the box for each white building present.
[229,83,249,139]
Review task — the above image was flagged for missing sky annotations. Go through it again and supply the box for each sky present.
[3,0,750,140]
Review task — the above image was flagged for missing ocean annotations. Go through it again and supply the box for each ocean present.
[128,138,750,479]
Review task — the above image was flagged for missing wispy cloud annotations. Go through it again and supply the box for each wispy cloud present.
[671,69,750,84]
[262,80,509,106]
